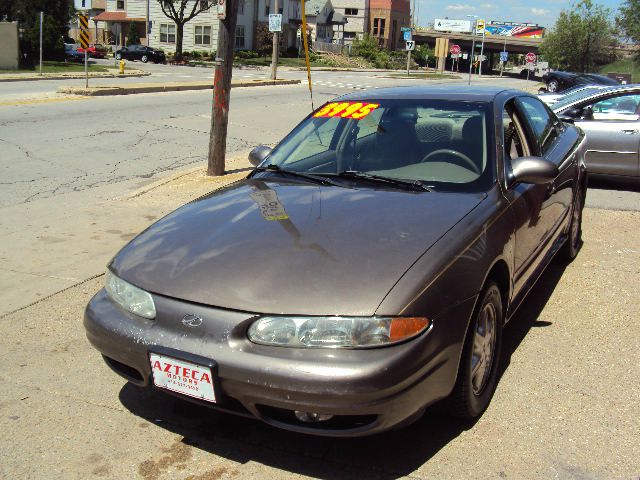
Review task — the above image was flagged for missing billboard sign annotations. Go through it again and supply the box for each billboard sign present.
[434,19,473,33]
[485,21,544,38]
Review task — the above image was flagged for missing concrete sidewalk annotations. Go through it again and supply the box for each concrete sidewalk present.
[0,69,150,82]
[58,78,301,96]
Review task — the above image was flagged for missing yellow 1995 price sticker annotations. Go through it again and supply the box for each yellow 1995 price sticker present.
[313,102,380,120]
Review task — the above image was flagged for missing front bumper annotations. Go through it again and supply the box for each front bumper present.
[84,289,474,436]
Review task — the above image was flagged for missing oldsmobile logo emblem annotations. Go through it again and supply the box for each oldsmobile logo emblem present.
[181,314,203,327]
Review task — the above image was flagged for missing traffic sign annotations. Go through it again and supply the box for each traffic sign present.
[405,40,415,51]
[500,51,508,62]
[269,14,282,32]
[525,52,536,63]
[401,26,411,32]
[78,14,89,49]
[217,0,226,19]
[450,44,461,55]
[74,0,92,9]
[403,30,412,41]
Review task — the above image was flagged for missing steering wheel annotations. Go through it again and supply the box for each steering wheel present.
[421,149,480,174]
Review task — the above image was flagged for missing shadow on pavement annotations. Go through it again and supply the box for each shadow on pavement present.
[118,260,568,479]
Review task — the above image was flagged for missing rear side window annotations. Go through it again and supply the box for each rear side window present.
[516,97,559,155]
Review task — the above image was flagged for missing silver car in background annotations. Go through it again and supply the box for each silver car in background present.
[553,85,640,181]
[538,85,608,106]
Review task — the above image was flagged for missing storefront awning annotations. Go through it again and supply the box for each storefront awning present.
[92,11,145,22]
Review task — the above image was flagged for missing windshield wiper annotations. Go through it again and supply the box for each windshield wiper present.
[251,164,338,186]
[333,170,432,192]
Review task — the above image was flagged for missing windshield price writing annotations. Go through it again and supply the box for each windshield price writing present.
[313,102,380,120]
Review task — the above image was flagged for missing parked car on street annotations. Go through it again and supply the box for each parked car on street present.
[84,86,587,437]
[553,84,640,181]
[64,43,84,63]
[542,71,619,93]
[77,43,108,59]
[115,45,166,63]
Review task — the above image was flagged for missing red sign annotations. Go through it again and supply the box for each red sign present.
[450,44,461,55]
[525,52,536,63]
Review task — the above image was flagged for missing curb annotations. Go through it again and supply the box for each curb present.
[0,70,151,82]
[57,78,300,96]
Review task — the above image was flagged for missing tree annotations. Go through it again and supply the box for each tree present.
[158,0,213,61]
[616,0,640,58]
[0,0,73,66]
[126,21,140,45]
[540,0,617,72]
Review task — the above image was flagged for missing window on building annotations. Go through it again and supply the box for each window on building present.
[238,0,245,14]
[343,31,356,39]
[373,18,385,37]
[160,23,176,43]
[265,0,270,16]
[199,0,209,10]
[235,25,245,48]
[194,25,211,45]
[116,0,125,9]
[345,8,358,15]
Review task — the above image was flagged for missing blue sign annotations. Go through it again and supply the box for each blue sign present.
[403,31,412,41]
[500,51,509,62]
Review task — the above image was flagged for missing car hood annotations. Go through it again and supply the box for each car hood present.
[111,178,485,316]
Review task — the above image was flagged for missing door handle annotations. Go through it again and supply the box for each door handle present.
[621,129,639,134]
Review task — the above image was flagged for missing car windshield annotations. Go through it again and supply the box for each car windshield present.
[552,86,618,110]
[264,99,494,193]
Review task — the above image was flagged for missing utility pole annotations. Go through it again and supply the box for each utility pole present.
[39,12,43,76]
[146,0,150,46]
[207,0,240,176]
[406,0,415,76]
[270,0,279,80]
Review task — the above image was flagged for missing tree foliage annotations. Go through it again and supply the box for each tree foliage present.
[616,0,640,58]
[540,0,617,72]
[0,0,74,65]
[158,0,213,61]
[127,22,140,45]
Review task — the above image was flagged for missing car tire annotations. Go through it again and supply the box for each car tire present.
[448,281,503,419]
[141,55,149,63]
[560,186,583,261]
[547,79,559,92]
[115,53,122,60]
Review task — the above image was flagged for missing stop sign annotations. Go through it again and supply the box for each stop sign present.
[450,44,461,55]
[525,52,536,63]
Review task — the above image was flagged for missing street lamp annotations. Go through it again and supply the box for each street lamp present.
[466,14,477,85]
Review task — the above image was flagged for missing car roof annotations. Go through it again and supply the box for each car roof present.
[335,85,520,102]
[552,84,640,111]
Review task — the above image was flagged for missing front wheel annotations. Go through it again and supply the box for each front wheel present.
[141,54,149,63]
[448,282,503,419]
[547,79,559,92]
[115,53,122,60]
[560,187,583,261]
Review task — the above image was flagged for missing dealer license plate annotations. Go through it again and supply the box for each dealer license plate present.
[149,353,216,403]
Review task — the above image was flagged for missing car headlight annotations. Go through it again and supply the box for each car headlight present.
[247,316,430,348]
[105,270,156,319]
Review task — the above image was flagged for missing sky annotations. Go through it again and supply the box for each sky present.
[414,0,626,30]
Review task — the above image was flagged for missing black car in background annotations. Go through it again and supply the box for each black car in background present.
[542,71,619,93]
[115,45,166,63]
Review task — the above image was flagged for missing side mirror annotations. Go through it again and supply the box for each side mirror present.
[248,145,272,167]
[558,116,574,124]
[510,156,559,185]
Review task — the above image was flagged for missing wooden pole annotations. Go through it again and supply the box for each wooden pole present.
[270,0,279,80]
[207,0,240,176]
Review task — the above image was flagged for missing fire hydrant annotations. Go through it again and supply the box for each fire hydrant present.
[119,59,125,74]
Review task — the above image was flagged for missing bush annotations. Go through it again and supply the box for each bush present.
[235,49,260,59]
[352,34,392,68]
[285,46,299,57]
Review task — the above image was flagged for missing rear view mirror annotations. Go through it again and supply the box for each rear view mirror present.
[248,145,272,167]
[509,156,559,185]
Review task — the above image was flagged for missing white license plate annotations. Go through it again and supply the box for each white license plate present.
[149,353,216,403]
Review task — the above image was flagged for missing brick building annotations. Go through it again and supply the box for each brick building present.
[368,0,409,49]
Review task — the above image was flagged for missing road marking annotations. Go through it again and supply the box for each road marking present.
[0,96,89,107]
